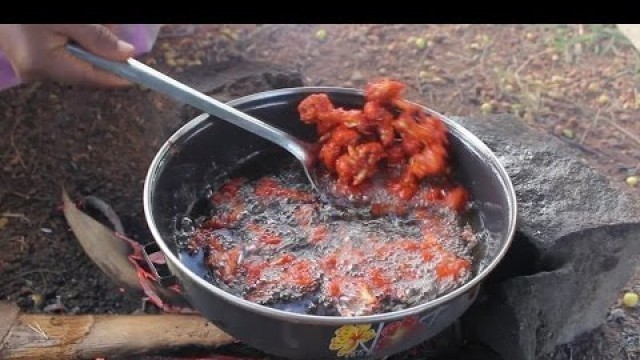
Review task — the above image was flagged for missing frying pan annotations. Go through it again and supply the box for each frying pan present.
[143,88,517,359]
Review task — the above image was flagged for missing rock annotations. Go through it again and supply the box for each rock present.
[618,24,640,52]
[607,308,626,323]
[449,115,640,360]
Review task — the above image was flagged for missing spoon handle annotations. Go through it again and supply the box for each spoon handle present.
[66,43,307,159]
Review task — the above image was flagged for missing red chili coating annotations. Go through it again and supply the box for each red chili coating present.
[298,78,451,200]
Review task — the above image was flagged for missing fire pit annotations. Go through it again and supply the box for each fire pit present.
[2,53,639,360]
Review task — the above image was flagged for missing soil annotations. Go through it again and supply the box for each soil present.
[1,24,639,359]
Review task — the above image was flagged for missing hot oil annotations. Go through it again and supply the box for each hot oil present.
[176,151,489,316]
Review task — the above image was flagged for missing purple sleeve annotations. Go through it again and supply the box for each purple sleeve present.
[111,24,162,57]
[0,49,21,91]
[0,24,163,91]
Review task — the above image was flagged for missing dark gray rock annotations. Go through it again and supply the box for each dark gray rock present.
[451,115,640,360]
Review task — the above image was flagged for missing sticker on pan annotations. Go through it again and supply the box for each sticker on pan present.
[329,315,427,358]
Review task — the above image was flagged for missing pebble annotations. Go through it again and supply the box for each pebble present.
[350,70,364,82]
[480,103,493,114]
[623,292,639,308]
[597,94,610,105]
[315,29,327,41]
[40,227,52,234]
[562,128,575,139]
[587,82,599,92]
[608,308,626,323]
[30,293,44,308]
[44,296,66,313]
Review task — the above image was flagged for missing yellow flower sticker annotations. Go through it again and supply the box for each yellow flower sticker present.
[329,324,377,357]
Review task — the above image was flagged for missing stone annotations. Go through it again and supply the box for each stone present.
[449,115,640,360]
[618,25,640,52]
[607,308,626,323]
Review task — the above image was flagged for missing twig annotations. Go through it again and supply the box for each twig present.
[15,269,65,276]
[514,49,549,77]
[1,212,31,223]
[449,89,464,104]
[602,116,640,146]
[554,134,614,159]
[579,108,601,144]
[479,41,493,68]
[157,24,197,39]
[245,24,286,43]
[414,45,429,96]
[601,34,617,56]
[0,268,65,288]
[27,322,49,340]
[13,236,28,253]
[9,191,50,202]
[9,125,26,170]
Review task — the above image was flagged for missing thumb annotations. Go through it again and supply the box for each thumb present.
[59,24,135,61]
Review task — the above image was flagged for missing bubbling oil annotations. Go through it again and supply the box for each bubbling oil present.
[177,158,483,316]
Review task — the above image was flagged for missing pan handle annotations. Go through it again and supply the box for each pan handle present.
[142,242,179,287]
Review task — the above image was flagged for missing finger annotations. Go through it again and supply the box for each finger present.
[47,50,133,88]
[57,24,135,62]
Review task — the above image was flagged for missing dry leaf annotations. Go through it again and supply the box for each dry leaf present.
[61,187,189,310]
[62,188,141,290]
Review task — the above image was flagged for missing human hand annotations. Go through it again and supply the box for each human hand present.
[0,24,135,88]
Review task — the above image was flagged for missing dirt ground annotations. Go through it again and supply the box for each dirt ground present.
[1,24,639,359]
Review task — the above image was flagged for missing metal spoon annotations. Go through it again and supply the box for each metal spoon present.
[66,43,321,194]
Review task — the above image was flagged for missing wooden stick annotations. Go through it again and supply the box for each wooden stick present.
[0,302,235,360]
